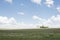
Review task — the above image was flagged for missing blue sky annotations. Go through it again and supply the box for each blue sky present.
[0,0,60,29]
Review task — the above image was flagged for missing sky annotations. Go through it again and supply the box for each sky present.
[0,0,60,29]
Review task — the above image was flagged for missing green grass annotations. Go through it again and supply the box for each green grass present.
[0,28,60,40]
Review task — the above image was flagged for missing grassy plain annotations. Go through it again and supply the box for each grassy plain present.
[0,28,60,40]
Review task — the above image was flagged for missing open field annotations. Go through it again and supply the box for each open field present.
[0,28,60,40]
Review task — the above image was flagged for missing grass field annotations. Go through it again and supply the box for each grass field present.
[0,28,60,40]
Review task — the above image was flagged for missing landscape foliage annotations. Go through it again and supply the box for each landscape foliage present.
[0,28,60,40]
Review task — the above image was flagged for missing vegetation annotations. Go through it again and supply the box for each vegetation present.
[40,25,48,28]
[0,28,60,40]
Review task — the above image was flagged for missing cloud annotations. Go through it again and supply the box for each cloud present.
[0,16,37,29]
[0,22,37,29]
[31,0,41,5]
[32,15,46,22]
[16,23,37,29]
[5,0,13,4]
[32,15,60,28]
[17,12,25,16]
[47,15,60,28]
[56,6,60,13]
[0,15,60,29]
[44,0,54,7]
[0,16,16,24]
[32,15,41,20]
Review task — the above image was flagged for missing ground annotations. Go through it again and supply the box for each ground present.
[0,28,60,40]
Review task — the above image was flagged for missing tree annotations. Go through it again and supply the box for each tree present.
[40,25,48,28]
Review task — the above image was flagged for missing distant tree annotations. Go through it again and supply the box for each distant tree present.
[40,25,48,28]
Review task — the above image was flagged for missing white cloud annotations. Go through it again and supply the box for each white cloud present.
[31,0,41,5]
[0,16,37,29]
[56,7,60,13]
[32,15,46,22]
[5,0,13,4]
[16,23,37,29]
[0,22,37,29]
[32,15,60,28]
[32,15,41,20]
[47,15,60,28]
[0,16,16,24]
[17,12,24,16]
[0,15,60,29]
[44,0,54,7]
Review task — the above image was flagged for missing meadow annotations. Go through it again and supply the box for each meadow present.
[0,28,60,40]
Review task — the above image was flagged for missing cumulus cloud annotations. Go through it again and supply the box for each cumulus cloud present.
[5,0,13,4]
[0,16,37,29]
[56,6,60,13]
[31,0,41,5]
[0,16,17,29]
[0,15,60,29]
[0,16,16,24]
[32,15,46,22]
[44,0,54,7]
[32,15,60,28]
[32,15,41,20]
[17,12,25,16]
[47,15,60,28]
